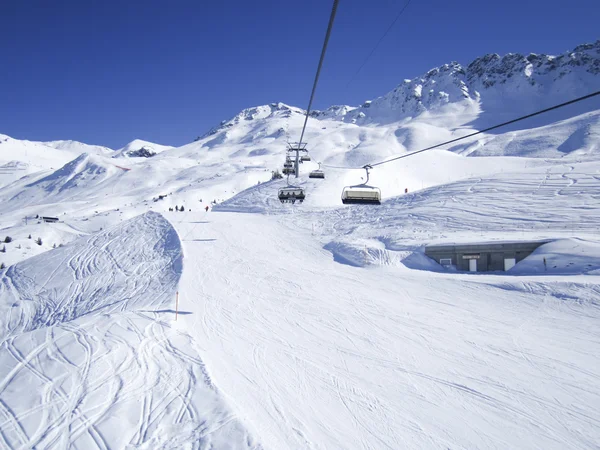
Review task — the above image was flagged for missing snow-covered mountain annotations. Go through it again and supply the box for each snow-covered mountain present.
[40,139,113,156]
[0,40,599,449]
[113,139,173,158]
[197,41,599,169]
[316,40,600,125]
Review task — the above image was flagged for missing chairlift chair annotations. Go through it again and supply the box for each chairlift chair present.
[341,186,381,204]
[278,186,305,204]
[341,165,381,205]
[309,163,325,179]
[300,155,311,162]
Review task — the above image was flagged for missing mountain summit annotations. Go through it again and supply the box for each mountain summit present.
[207,41,600,135]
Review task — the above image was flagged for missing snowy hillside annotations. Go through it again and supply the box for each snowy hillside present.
[0,134,80,187]
[0,40,599,449]
[0,213,259,448]
[40,139,113,157]
[318,40,600,126]
[114,139,174,158]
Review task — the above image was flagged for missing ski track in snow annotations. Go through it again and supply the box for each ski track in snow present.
[0,138,599,448]
[171,197,600,450]
[0,213,260,450]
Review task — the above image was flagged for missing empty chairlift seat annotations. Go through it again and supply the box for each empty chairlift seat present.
[278,187,306,203]
[309,170,325,179]
[341,185,381,204]
[300,155,311,162]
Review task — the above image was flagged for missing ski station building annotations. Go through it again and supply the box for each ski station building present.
[425,240,549,272]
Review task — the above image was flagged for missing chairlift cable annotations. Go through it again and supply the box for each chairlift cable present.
[345,0,412,89]
[369,90,600,167]
[297,0,340,147]
[320,90,600,171]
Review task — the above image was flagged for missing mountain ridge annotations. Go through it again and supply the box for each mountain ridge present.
[207,40,600,135]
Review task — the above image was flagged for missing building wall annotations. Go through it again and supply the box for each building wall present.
[425,241,548,273]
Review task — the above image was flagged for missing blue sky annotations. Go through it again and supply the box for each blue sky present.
[1,0,597,148]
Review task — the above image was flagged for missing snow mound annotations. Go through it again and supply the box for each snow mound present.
[0,211,182,336]
[0,212,260,449]
[512,238,600,275]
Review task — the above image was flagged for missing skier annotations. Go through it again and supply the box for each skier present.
[205,205,209,212]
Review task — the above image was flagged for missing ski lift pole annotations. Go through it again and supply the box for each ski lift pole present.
[295,148,300,179]
[363,164,372,185]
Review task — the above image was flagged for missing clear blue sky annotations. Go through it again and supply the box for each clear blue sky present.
[1,0,597,149]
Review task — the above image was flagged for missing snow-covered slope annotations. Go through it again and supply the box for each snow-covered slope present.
[170,210,600,450]
[0,40,599,450]
[1,42,599,218]
[40,139,113,157]
[0,153,131,214]
[0,134,80,187]
[325,40,600,126]
[0,212,259,449]
[114,139,173,158]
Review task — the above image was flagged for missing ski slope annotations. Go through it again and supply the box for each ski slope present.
[172,210,600,450]
[0,126,599,449]
[0,40,598,449]
[0,213,259,449]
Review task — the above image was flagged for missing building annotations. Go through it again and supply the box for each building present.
[425,240,549,272]
[41,216,59,223]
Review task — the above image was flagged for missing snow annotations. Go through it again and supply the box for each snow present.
[171,211,600,449]
[0,213,259,449]
[40,139,113,157]
[114,139,174,159]
[511,238,600,275]
[0,40,599,449]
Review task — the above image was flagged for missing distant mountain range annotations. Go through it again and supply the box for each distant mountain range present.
[207,40,600,133]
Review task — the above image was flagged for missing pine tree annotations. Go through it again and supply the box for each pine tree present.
[0,263,5,270]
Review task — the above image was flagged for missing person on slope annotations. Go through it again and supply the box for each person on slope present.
[205,205,209,212]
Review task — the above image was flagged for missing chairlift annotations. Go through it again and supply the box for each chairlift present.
[278,186,305,203]
[309,162,325,179]
[300,155,311,162]
[282,167,295,175]
[341,165,381,205]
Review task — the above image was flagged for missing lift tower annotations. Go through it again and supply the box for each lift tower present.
[286,142,308,179]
